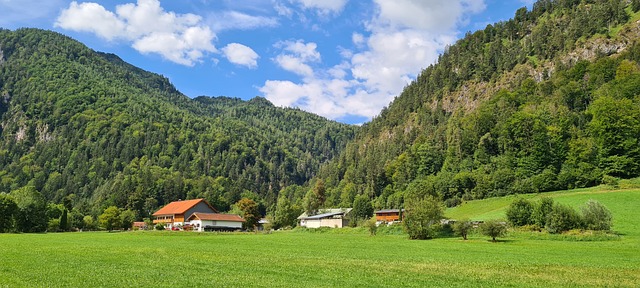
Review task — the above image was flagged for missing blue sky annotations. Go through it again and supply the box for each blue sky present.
[0,0,532,124]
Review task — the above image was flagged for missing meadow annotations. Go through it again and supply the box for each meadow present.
[1,187,639,287]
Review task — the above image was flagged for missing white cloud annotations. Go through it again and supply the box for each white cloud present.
[352,32,365,46]
[260,0,486,121]
[55,0,216,66]
[293,0,348,15]
[273,40,321,77]
[373,0,485,32]
[273,1,294,17]
[54,2,126,41]
[222,43,259,68]
[208,11,278,32]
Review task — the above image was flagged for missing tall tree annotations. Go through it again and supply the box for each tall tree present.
[0,194,18,233]
[235,198,261,230]
[351,195,373,223]
[99,206,122,232]
[11,186,47,233]
[403,195,444,240]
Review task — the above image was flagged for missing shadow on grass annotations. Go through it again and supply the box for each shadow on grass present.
[487,239,515,243]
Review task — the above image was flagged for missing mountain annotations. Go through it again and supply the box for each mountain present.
[314,0,640,209]
[0,28,356,216]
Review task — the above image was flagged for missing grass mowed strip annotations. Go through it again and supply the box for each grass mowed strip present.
[2,187,639,287]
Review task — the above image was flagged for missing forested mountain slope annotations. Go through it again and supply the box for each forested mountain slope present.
[314,0,640,210]
[0,28,356,216]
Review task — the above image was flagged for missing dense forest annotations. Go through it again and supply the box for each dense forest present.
[2,0,640,232]
[0,28,356,220]
[313,0,640,210]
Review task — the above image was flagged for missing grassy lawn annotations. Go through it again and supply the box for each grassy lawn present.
[1,188,639,287]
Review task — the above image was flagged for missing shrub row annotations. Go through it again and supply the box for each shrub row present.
[506,198,612,233]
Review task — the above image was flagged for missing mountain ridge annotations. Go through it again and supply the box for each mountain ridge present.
[0,28,356,217]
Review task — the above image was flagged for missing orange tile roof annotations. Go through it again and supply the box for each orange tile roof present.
[152,199,216,216]
[189,212,245,222]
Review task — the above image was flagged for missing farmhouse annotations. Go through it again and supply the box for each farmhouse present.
[375,209,404,223]
[187,212,245,232]
[152,199,217,230]
[298,208,352,228]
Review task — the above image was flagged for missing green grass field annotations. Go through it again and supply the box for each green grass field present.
[2,187,639,287]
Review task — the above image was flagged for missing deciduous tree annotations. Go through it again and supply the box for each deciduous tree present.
[99,206,121,231]
[480,219,507,242]
[403,195,443,240]
[235,198,261,230]
[0,194,18,233]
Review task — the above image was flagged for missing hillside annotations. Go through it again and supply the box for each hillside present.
[0,28,356,216]
[314,0,640,210]
[445,181,640,236]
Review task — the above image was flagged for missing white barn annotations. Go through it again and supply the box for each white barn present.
[188,212,245,231]
[298,208,352,228]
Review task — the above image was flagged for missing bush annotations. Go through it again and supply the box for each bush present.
[506,198,534,226]
[531,197,554,227]
[480,219,507,242]
[364,217,378,236]
[546,203,582,234]
[155,223,166,230]
[601,175,619,188]
[581,200,612,231]
[444,197,462,208]
[47,219,61,232]
[452,219,472,240]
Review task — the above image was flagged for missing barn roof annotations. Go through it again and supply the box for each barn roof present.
[188,212,245,222]
[297,208,352,220]
[302,211,345,220]
[152,199,217,216]
[375,209,404,214]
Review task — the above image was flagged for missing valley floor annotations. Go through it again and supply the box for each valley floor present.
[1,189,639,287]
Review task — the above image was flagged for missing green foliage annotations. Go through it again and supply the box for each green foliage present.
[546,203,582,234]
[364,216,378,236]
[480,219,507,242]
[452,218,472,240]
[47,218,60,232]
[304,180,326,215]
[581,200,612,231]
[99,206,121,231]
[634,0,640,12]
[273,195,300,229]
[351,195,373,223]
[0,193,17,232]
[119,209,136,230]
[531,197,554,227]
[11,186,47,232]
[82,215,96,231]
[59,208,68,232]
[313,0,640,210]
[0,28,355,217]
[403,195,444,240]
[155,223,165,231]
[506,198,534,226]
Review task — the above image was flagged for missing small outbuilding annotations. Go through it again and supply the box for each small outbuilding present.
[298,208,352,228]
[187,212,245,232]
[374,209,404,223]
